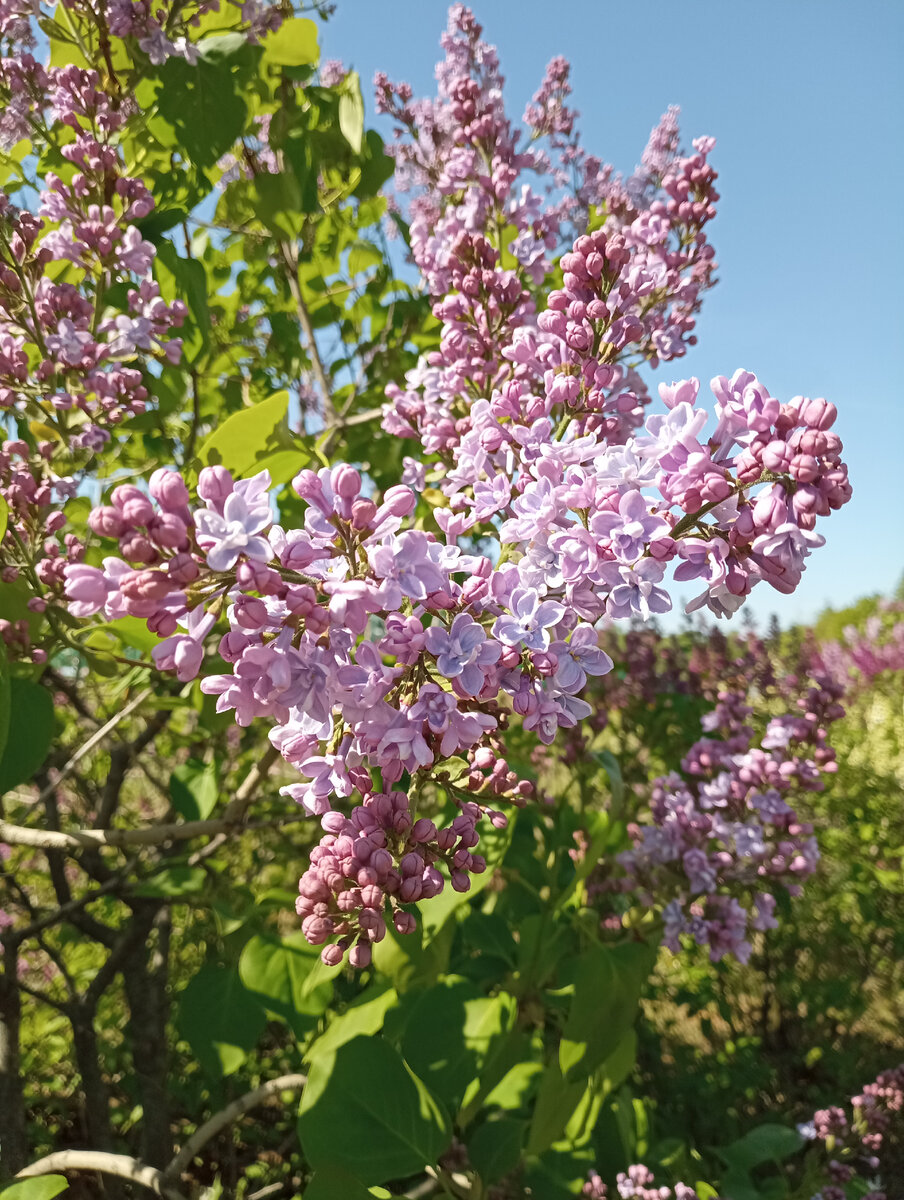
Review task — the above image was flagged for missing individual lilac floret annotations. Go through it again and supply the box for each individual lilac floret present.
[550,623,614,692]
[195,486,272,572]
[493,587,565,652]
[600,560,672,620]
[424,612,501,694]
[590,488,669,562]
[369,529,448,602]
[151,606,215,682]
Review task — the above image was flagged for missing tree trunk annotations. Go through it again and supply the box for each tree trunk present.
[123,904,172,1166]
[0,944,27,1178]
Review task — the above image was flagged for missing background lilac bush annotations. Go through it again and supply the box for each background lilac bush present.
[0,3,900,1199]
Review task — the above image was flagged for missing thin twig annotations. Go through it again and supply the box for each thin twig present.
[163,1073,307,1182]
[246,1184,285,1200]
[220,744,280,824]
[191,744,281,864]
[37,688,152,803]
[277,240,336,423]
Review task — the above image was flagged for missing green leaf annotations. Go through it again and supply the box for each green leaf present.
[338,71,364,154]
[135,866,207,899]
[252,171,304,241]
[176,963,266,1080]
[239,932,333,1030]
[152,53,248,169]
[194,390,304,482]
[354,130,396,199]
[401,981,516,1110]
[526,1063,588,1157]
[460,910,517,965]
[593,748,625,812]
[261,17,319,67]
[303,1167,377,1200]
[306,984,398,1060]
[528,1026,638,1157]
[719,1123,804,1170]
[467,1116,525,1183]
[151,39,248,168]
[98,616,160,656]
[298,1036,452,1184]
[558,946,623,1079]
[480,1056,543,1112]
[169,758,218,821]
[155,242,210,355]
[0,677,54,794]
[0,1178,70,1200]
[371,906,456,991]
[0,494,7,544]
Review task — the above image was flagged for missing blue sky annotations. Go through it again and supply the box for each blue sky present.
[322,0,904,627]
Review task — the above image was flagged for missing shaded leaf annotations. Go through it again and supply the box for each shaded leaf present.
[298,1036,451,1184]
[467,1116,525,1183]
[169,758,218,821]
[135,866,207,899]
[0,677,54,794]
[176,963,265,1080]
[239,932,333,1031]
[153,53,248,169]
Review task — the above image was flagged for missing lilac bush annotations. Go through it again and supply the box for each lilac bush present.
[0,2,886,1197]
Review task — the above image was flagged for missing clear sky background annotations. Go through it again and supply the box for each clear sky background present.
[321,0,903,628]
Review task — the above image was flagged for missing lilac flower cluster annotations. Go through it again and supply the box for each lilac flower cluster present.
[0,0,300,665]
[0,66,186,447]
[615,672,846,962]
[814,605,904,689]
[799,1064,904,1200]
[0,438,81,662]
[377,6,719,461]
[67,459,620,963]
[296,791,486,968]
[583,1164,709,1200]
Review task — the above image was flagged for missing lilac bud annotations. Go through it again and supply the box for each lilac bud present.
[89,505,126,538]
[149,468,190,510]
[168,553,200,586]
[197,465,233,504]
[349,942,372,969]
[320,944,345,967]
[149,512,188,550]
[351,498,377,529]
[332,464,362,499]
[411,818,437,843]
[399,876,422,902]
[117,491,154,526]
[380,485,416,517]
[393,911,417,935]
